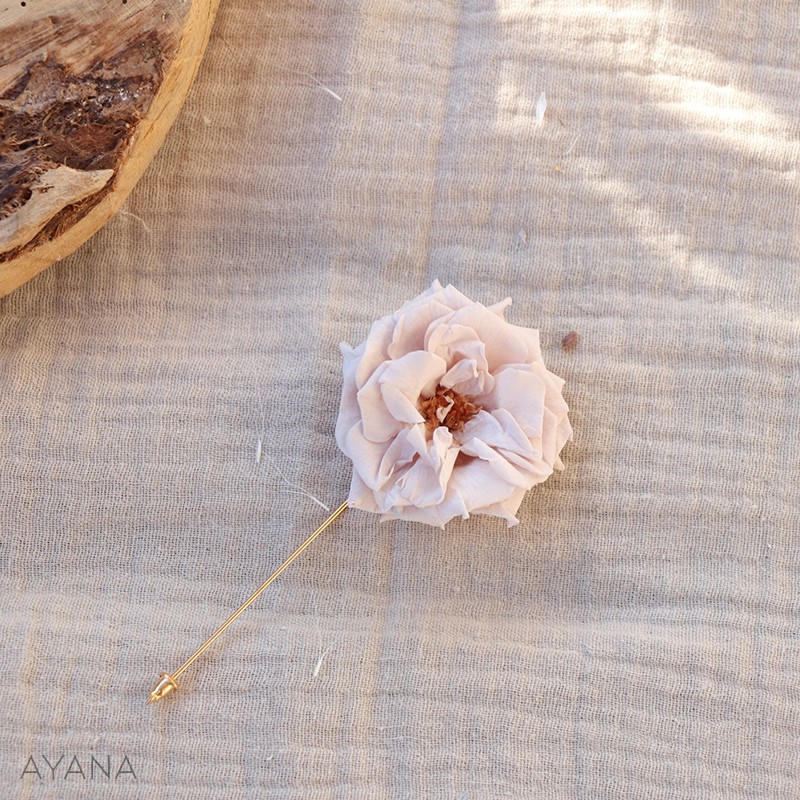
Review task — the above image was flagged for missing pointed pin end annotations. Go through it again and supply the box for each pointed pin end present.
[147,672,178,705]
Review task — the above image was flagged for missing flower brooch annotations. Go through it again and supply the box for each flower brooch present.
[336,281,572,527]
[148,281,572,703]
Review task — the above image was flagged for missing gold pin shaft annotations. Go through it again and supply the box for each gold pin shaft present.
[147,500,349,704]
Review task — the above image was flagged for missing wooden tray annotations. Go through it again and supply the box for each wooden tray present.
[0,0,220,297]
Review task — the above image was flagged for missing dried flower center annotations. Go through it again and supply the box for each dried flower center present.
[419,384,482,433]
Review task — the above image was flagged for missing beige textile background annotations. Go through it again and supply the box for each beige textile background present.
[1,1,799,798]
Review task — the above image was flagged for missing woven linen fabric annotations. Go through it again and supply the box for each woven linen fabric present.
[1,1,799,798]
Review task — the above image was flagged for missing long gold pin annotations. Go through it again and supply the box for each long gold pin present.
[147,500,349,704]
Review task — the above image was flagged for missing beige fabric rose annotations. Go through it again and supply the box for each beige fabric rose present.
[335,281,573,527]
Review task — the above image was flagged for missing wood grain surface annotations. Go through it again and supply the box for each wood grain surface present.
[0,0,219,296]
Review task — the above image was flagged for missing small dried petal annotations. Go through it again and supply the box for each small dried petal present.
[535,91,547,126]
[561,330,580,351]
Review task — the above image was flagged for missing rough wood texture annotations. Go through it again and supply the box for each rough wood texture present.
[0,0,219,296]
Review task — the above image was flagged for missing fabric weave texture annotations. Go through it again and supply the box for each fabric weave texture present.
[1,1,798,798]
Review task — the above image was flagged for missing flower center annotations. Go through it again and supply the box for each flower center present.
[419,384,481,433]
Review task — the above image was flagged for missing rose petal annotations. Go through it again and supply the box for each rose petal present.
[403,282,474,314]
[352,315,396,390]
[448,304,530,370]
[508,323,542,363]
[461,409,531,454]
[375,427,419,489]
[391,487,470,528]
[482,366,546,437]
[343,421,391,490]
[532,361,569,419]
[439,358,476,387]
[346,470,381,513]
[554,415,574,469]
[335,342,365,447]
[457,435,531,489]
[379,350,446,423]
[425,323,487,368]
[540,406,558,466]
[393,452,454,507]
[386,282,478,359]
[436,283,477,309]
[471,485,527,526]
[405,422,453,464]
[486,297,512,318]
[440,358,495,396]
[448,458,520,514]
[373,424,458,507]
[357,362,405,442]
[388,302,453,360]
